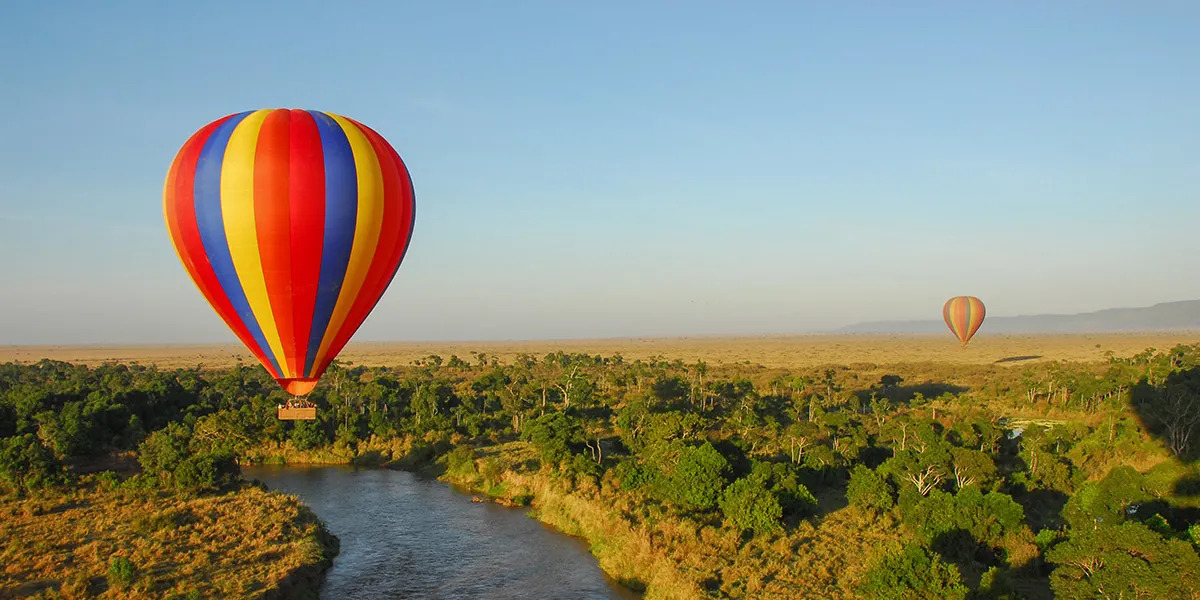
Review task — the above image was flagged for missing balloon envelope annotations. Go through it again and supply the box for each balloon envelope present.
[943,296,985,346]
[163,109,415,395]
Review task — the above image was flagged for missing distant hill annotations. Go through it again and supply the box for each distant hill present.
[836,300,1200,334]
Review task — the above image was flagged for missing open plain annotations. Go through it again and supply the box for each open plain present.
[3,331,1198,371]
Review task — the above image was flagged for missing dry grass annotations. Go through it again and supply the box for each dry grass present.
[2,332,1197,372]
[0,483,334,600]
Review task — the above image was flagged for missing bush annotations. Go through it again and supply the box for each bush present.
[720,476,783,535]
[290,419,327,451]
[444,445,478,479]
[1061,465,1149,530]
[567,454,602,481]
[478,457,503,487]
[107,556,136,589]
[173,451,240,492]
[613,459,650,491]
[749,460,818,518]
[0,434,65,492]
[1047,522,1200,599]
[520,412,582,466]
[858,543,968,600]
[652,442,730,511]
[847,465,893,513]
[901,487,1025,550]
[137,423,190,478]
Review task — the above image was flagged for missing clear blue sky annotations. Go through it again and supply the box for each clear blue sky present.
[2,1,1199,344]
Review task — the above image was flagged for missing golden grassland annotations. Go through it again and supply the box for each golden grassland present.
[4,333,1195,599]
[0,482,336,600]
[3,332,1198,371]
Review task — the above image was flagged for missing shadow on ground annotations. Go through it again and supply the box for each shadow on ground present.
[995,355,1042,364]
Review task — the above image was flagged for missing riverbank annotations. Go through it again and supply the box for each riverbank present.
[435,442,908,600]
[240,438,906,599]
[0,477,338,599]
[241,439,685,597]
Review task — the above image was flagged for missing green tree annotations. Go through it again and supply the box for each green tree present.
[290,419,327,451]
[1061,465,1149,530]
[949,446,997,490]
[654,442,730,510]
[173,451,240,492]
[847,465,894,513]
[1047,522,1200,599]
[900,487,1025,552]
[0,434,64,492]
[137,423,191,479]
[719,475,783,535]
[880,445,951,497]
[858,543,968,600]
[651,376,689,404]
[521,412,582,466]
[749,460,817,517]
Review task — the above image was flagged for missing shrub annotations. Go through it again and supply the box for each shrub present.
[719,476,783,535]
[290,419,327,451]
[857,543,967,600]
[173,451,240,492]
[749,460,818,518]
[613,459,650,491]
[107,556,136,589]
[652,442,729,511]
[1061,465,1149,530]
[444,445,478,479]
[520,412,582,465]
[847,465,894,513]
[1047,522,1200,599]
[0,434,65,492]
[137,423,190,478]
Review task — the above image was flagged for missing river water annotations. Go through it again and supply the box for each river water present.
[244,465,641,600]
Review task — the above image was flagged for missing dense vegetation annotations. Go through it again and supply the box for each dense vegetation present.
[3,344,1200,599]
[0,360,338,599]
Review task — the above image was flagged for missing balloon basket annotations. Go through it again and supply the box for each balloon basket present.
[277,406,317,421]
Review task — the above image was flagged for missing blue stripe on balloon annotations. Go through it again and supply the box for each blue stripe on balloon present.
[303,111,358,376]
[192,111,284,377]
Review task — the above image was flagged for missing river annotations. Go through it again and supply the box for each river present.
[244,465,641,600]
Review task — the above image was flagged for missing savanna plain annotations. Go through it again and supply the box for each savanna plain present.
[3,332,1200,600]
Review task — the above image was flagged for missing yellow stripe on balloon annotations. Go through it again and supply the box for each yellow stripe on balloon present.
[970,298,985,335]
[312,114,386,367]
[220,109,291,378]
[954,299,967,339]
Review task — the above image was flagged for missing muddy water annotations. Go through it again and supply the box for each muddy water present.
[244,465,640,600]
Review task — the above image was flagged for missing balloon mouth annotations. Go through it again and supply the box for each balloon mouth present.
[280,378,319,396]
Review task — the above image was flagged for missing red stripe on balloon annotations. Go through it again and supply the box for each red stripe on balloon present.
[315,119,416,374]
[166,115,280,378]
[286,109,327,378]
[952,299,963,341]
[967,297,985,339]
[253,109,298,377]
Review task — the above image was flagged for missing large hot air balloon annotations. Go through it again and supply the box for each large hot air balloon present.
[943,296,985,346]
[163,109,415,400]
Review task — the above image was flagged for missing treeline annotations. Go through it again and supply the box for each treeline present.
[3,346,1200,598]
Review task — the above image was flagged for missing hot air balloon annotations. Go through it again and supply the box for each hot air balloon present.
[163,109,415,418]
[943,296,985,347]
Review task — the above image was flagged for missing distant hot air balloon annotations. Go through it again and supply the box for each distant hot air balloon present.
[163,109,415,400]
[943,296,985,346]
